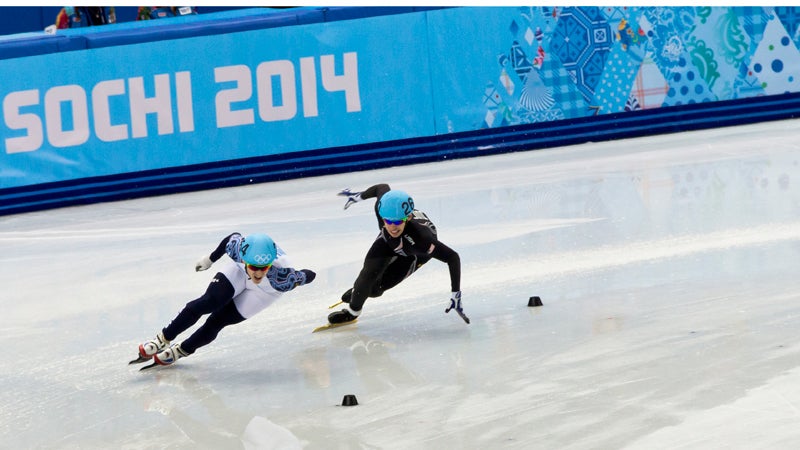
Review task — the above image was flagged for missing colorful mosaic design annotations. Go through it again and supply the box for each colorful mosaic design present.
[481,5,800,128]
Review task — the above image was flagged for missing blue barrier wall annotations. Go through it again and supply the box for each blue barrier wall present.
[2,6,800,216]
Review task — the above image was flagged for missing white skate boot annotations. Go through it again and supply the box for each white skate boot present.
[154,343,188,366]
[138,331,169,358]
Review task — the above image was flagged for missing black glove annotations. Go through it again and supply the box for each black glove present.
[301,269,316,284]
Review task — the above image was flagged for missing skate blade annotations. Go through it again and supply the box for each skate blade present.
[328,300,344,309]
[129,355,152,365]
[139,361,162,371]
[312,319,357,333]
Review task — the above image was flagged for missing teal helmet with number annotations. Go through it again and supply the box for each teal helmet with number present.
[377,190,415,221]
[239,233,277,267]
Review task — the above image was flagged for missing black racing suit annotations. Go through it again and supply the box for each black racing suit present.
[346,184,461,314]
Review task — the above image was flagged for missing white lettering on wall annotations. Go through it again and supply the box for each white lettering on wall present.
[3,72,196,153]
[92,79,127,142]
[299,57,318,118]
[213,52,361,128]
[3,89,42,154]
[214,65,254,128]
[256,60,297,122]
[321,52,361,112]
[175,71,194,133]
[129,74,173,138]
[44,85,90,148]
[2,52,361,153]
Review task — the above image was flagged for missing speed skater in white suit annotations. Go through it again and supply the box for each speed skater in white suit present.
[133,232,315,368]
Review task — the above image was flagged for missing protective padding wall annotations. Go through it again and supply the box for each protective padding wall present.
[2,6,800,215]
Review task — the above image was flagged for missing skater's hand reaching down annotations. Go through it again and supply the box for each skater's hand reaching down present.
[445,291,463,314]
[445,291,470,324]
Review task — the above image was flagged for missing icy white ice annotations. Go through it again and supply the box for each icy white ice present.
[2,119,800,449]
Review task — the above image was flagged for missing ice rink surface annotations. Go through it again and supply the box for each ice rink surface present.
[2,120,800,449]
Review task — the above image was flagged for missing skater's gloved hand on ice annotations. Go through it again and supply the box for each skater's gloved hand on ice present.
[195,255,213,272]
[445,291,464,314]
[337,188,362,210]
[300,269,316,284]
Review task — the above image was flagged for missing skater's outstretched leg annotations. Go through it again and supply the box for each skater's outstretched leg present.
[180,302,245,355]
[162,273,235,341]
[137,273,234,359]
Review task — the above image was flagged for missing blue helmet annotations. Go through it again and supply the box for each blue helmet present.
[377,189,415,220]
[239,233,277,267]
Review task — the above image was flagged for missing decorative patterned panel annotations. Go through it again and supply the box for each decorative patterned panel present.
[476,6,800,128]
[750,16,800,95]
[550,7,613,102]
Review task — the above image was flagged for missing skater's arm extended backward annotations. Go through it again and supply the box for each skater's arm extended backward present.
[337,183,391,210]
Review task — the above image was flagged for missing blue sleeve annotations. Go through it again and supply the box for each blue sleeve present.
[267,267,309,292]
[224,233,244,263]
[208,232,242,262]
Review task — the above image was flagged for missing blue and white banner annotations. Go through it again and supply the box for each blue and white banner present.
[0,13,433,188]
[3,6,800,190]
